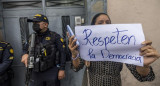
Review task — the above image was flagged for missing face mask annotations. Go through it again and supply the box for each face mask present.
[32,23,41,33]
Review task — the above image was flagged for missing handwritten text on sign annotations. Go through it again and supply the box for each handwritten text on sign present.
[75,24,145,66]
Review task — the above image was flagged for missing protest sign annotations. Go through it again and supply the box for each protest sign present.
[75,24,145,66]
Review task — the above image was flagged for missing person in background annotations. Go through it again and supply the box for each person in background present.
[21,14,66,86]
[67,13,160,86]
[0,40,14,86]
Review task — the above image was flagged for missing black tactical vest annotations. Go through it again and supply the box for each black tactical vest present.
[33,32,58,72]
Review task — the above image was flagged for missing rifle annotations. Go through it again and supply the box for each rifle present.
[25,33,35,86]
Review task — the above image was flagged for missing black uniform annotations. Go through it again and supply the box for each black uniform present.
[24,29,66,86]
[0,41,14,86]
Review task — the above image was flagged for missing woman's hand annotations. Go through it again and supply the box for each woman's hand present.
[67,32,79,58]
[140,40,160,67]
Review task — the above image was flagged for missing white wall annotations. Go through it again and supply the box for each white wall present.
[107,0,160,86]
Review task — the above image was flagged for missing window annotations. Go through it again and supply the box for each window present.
[46,0,84,7]
[3,1,41,9]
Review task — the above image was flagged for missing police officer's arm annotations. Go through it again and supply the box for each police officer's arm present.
[21,36,30,67]
[21,54,28,67]
[0,44,14,75]
[55,34,66,70]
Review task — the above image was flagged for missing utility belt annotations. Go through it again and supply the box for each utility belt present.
[0,68,14,83]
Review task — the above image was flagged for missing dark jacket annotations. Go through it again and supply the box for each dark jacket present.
[23,29,66,70]
[0,41,14,75]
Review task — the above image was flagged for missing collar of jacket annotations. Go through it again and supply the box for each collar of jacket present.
[38,28,50,36]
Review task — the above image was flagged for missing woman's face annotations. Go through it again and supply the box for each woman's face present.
[95,14,111,25]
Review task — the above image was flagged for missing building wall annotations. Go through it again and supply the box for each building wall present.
[0,1,3,41]
[107,0,160,86]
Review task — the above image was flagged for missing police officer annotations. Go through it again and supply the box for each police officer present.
[21,14,66,86]
[0,41,14,86]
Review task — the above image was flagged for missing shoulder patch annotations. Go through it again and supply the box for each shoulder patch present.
[10,49,14,54]
[45,37,51,40]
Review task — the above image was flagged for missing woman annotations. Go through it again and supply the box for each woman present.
[67,13,160,86]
